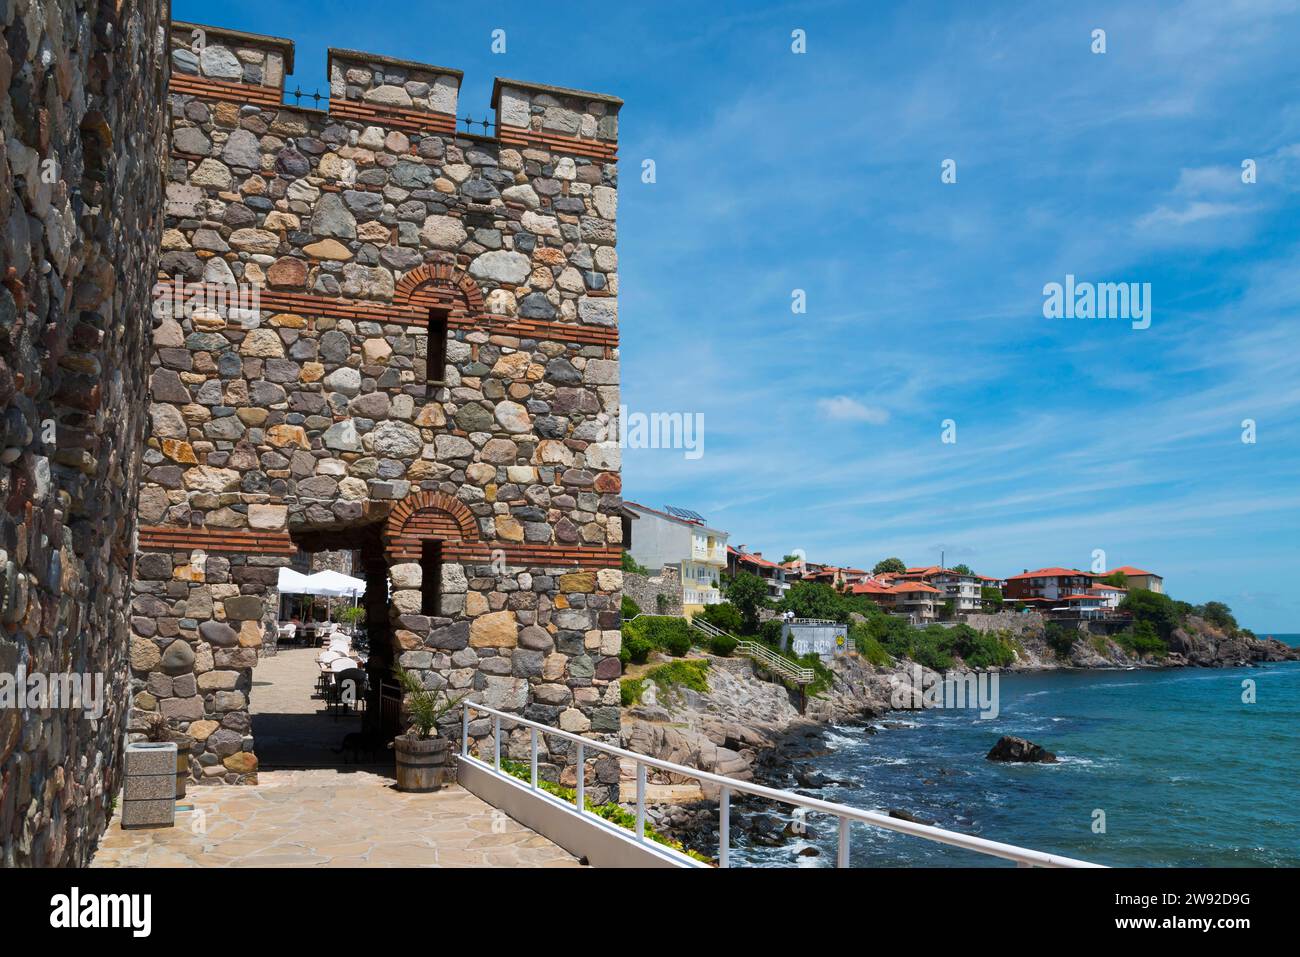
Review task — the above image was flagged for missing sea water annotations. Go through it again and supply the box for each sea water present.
[737,644,1300,867]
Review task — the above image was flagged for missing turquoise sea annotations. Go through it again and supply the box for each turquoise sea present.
[738,638,1300,867]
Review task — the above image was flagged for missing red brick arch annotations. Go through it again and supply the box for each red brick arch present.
[394,263,484,317]
[385,490,479,559]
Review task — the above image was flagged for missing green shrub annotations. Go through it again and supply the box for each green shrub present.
[1119,588,1181,641]
[708,633,738,657]
[849,622,892,666]
[623,633,655,664]
[620,677,646,707]
[1195,600,1238,634]
[944,624,1015,668]
[1115,620,1168,658]
[908,627,956,671]
[759,618,785,647]
[1044,621,1078,658]
[699,602,744,636]
[622,615,693,659]
[620,594,641,619]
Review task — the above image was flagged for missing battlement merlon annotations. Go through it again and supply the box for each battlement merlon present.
[171,21,295,96]
[328,49,463,118]
[168,21,621,148]
[493,78,622,144]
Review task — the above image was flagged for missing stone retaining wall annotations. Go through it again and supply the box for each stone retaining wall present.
[0,0,169,865]
[964,610,1046,636]
[624,567,682,618]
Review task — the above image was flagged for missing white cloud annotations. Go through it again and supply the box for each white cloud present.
[1136,199,1251,230]
[816,396,890,424]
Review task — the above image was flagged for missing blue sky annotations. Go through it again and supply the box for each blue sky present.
[179,1,1300,631]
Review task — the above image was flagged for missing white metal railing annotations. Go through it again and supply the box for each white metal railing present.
[458,701,1103,869]
[736,641,816,685]
[688,617,725,639]
[689,618,816,685]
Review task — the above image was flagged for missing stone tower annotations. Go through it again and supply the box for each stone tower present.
[130,21,624,793]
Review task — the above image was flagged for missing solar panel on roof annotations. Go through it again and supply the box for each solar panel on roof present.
[664,505,705,523]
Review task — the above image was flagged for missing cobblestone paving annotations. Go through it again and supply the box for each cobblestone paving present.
[92,767,581,868]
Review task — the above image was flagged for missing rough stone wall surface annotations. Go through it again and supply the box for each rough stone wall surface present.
[623,567,682,618]
[964,611,1046,637]
[130,22,623,793]
[0,0,169,866]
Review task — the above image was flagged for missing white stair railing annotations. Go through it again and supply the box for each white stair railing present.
[688,618,815,685]
[736,640,816,685]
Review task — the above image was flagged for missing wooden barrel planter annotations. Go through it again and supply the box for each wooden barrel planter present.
[171,734,195,799]
[394,735,452,793]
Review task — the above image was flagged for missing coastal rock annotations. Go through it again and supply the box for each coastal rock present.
[986,735,1057,763]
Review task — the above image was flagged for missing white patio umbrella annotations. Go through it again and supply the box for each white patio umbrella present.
[303,570,366,597]
[305,570,364,633]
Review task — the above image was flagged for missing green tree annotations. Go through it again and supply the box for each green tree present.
[1101,570,1128,588]
[723,572,768,634]
[980,586,1003,609]
[951,563,973,575]
[778,581,845,621]
[1197,601,1238,633]
[1119,588,1182,641]
[781,554,801,564]
[699,601,744,636]
[873,557,906,576]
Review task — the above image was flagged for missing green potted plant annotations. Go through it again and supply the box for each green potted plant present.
[337,605,366,633]
[392,666,462,793]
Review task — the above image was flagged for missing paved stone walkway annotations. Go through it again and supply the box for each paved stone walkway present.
[250,646,373,770]
[92,768,581,867]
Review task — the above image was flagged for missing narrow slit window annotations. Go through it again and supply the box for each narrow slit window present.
[427,307,449,387]
[420,540,443,616]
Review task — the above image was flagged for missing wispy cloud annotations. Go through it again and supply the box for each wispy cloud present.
[816,396,890,424]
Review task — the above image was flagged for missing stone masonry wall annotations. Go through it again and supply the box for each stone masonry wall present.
[623,567,683,618]
[964,610,1047,637]
[0,0,169,866]
[130,22,624,794]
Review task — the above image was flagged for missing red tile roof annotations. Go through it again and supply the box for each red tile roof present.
[1106,566,1159,578]
[728,546,782,570]
[1005,567,1088,581]
[849,582,894,596]
[890,581,941,594]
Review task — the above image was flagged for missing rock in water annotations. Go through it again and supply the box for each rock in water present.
[986,735,1058,763]
[887,808,937,826]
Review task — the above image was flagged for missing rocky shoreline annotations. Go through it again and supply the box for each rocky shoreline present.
[620,621,1298,856]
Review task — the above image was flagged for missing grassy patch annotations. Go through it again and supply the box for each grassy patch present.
[497,757,711,864]
[643,659,710,702]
